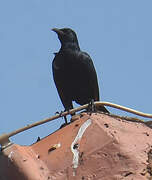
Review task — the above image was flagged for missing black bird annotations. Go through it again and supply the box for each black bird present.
[52,28,109,123]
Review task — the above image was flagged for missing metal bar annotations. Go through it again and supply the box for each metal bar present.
[0,101,152,147]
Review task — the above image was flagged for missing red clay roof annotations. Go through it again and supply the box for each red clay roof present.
[0,113,152,180]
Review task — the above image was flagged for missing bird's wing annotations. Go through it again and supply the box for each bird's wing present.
[77,51,100,101]
[76,52,109,113]
[52,52,74,110]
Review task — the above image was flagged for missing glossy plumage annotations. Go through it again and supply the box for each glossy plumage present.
[52,28,109,122]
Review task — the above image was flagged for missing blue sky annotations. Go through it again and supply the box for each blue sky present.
[0,0,152,145]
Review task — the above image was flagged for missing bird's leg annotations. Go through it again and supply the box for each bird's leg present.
[64,115,68,124]
[59,110,71,129]
[87,99,96,114]
[63,109,75,124]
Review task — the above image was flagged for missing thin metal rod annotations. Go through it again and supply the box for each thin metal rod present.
[1,101,152,141]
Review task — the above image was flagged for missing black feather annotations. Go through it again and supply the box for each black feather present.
[52,28,109,122]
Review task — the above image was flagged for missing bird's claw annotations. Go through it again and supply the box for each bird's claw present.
[55,111,64,117]
[87,99,96,114]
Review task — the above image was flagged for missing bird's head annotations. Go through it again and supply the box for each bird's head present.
[52,28,79,48]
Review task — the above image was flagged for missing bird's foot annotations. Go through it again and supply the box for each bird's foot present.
[55,111,64,117]
[87,99,96,114]
[64,115,68,124]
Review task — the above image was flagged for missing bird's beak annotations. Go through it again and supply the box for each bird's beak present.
[52,28,64,36]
